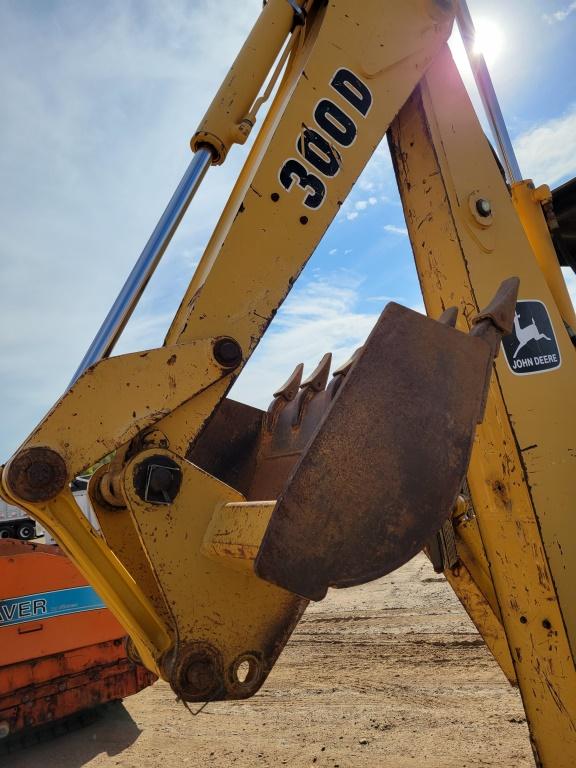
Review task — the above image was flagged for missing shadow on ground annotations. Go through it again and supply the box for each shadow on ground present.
[5,702,142,768]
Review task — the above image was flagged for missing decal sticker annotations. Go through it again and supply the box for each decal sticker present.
[278,68,372,210]
[0,585,105,627]
[502,300,561,375]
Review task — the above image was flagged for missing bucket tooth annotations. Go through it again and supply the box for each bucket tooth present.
[473,276,519,336]
[273,362,304,401]
[470,277,519,418]
[293,353,332,426]
[332,347,363,378]
[300,353,332,392]
[438,306,459,327]
[266,363,304,431]
[328,347,363,400]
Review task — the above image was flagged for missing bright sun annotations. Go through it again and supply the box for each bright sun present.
[471,18,505,66]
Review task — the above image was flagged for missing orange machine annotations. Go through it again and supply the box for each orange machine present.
[0,538,155,747]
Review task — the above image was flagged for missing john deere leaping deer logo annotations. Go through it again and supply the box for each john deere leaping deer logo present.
[502,300,561,375]
[512,312,552,358]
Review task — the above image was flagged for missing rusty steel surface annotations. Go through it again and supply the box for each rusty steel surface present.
[0,538,156,744]
[255,302,499,601]
[187,399,264,497]
[0,644,155,746]
[5,447,67,503]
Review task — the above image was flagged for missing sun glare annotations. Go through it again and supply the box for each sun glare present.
[471,18,505,66]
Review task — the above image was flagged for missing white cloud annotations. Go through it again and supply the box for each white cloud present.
[543,2,576,23]
[2,0,569,465]
[367,294,406,303]
[514,105,576,186]
[231,272,378,409]
[0,0,262,460]
[337,141,399,223]
[329,248,338,255]
[231,271,431,410]
[354,198,379,212]
[383,224,408,236]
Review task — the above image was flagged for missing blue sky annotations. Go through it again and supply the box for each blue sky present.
[1,0,575,461]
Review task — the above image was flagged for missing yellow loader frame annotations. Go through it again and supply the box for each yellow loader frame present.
[2,1,575,764]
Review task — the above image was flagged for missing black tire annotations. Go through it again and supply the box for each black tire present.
[0,527,12,539]
[16,521,36,541]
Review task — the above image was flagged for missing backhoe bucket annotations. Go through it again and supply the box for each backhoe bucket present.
[255,280,518,600]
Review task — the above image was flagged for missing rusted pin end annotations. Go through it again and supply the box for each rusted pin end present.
[438,306,459,327]
[5,447,68,503]
[213,337,243,369]
[168,643,222,703]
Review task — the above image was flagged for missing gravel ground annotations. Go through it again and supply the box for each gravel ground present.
[6,554,534,768]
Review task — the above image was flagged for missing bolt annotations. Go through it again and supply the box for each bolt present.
[271,192,280,202]
[186,658,216,694]
[542,619,552,630]
[213,337,242,369]
[133,457,181,505]
[148,466,175,495]
[476,198,492,218]
[170,644,222,702]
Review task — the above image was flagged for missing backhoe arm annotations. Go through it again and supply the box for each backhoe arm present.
[1,0,458,677]
[2,2,576,765]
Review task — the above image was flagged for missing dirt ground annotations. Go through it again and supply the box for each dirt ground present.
[6,554,534,768]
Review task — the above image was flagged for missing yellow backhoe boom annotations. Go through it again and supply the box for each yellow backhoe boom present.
[2,2,575,765]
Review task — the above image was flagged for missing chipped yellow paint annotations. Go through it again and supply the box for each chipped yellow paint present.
[444,563,516,685]
[203,501,275,569]
[389,45,576,766]
[512,180,576,329]
[0,0,457,685]
[121,451,303,697]
[1,4,573,760]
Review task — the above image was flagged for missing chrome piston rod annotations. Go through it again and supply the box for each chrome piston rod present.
[69,147,213,387]
[456,0,522,184]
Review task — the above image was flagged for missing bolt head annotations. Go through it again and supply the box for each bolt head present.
[148,466,175,494]
[476,198,492,217]
[213,337,242,369]
[169,643,222,702]
[133,457,181,506]
[185,657,217,694]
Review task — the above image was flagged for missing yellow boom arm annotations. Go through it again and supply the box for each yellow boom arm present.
[1,2,575,764]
